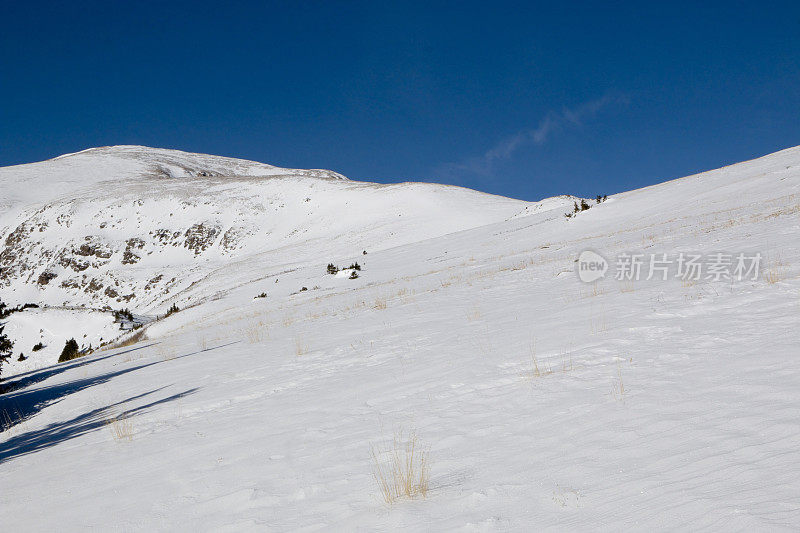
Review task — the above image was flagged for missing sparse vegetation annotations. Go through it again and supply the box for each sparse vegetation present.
[106,329,147,351]
[371,430,431,505]
[0,302,39,319]
[32,342,44,352]
[254,292,268,299]
[327,263,339,275]
[349,271,359,279]
[348,262,361,271]
[565,196,604,219]
[165,303,180,317]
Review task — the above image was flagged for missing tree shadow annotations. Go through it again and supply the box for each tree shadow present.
[1,341,239,426]
[0,342,160,395]
[0,340,241,462]
[0,387,198,464]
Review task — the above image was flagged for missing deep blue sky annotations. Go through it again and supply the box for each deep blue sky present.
[1,1,799,201]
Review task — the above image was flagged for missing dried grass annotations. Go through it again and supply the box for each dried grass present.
[371,430,430,505]
[106,414,134,441]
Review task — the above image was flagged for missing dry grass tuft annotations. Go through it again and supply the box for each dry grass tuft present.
[1,408,26,436]
[373,296,388,310]
[764,257,786,284]
[106,414,134,441]
[294,336,308,356]
[611,361,625,401]
[589,305,608,335]
[560,348,574,373]
[244,322,268,344]
[619,280,636,293]
[582,281,604,298]
[371,430,431,505]
[156,343,179,361]
[524,340,552,379]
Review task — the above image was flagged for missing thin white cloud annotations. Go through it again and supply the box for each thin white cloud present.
[437,93,626,179]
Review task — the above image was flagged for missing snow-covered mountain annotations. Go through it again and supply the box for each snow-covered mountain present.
[0,146,555,312]
[1,145,799,530]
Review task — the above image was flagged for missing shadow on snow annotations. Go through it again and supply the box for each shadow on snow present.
[0,340,241,463]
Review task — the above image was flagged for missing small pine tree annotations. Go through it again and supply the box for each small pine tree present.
[580,199,591,211]
[0,324,14,381]
[165,303,180,317]
[327,263,339,274]
[348,262,361,271]
[58,338,80,363]
[349,271,359,279]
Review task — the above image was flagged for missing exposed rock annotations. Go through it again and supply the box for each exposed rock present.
[185,223,220,255]
[37,271,58,285]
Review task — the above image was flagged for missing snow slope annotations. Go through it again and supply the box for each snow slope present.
[1,146,563,367]
[1,146,799,530]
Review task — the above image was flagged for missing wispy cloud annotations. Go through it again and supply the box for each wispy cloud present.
[436,92,627,179]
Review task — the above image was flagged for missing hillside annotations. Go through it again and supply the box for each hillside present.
[0,146,557,370]
[1,146,799,530]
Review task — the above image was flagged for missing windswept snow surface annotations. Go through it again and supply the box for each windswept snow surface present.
[1,146,800,530]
